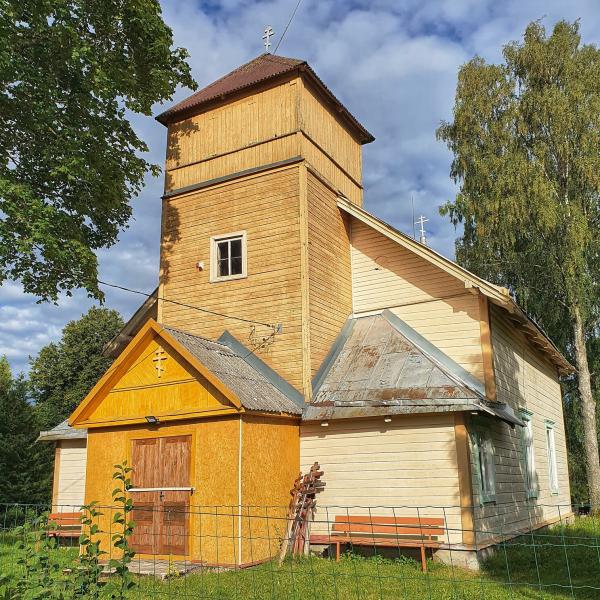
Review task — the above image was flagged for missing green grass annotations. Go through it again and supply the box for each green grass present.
[3,519,600,599]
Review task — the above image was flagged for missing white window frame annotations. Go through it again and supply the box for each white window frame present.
[471,425,496,504]
[210,231,247,282]
[520,409,537,499]
[545,420,559,495]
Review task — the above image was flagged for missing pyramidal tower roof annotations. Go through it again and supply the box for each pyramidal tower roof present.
[156,53,374,144]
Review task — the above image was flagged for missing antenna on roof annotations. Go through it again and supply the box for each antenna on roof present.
[263,26,275,53]
[415,215,429,246]
[411,194,416,240]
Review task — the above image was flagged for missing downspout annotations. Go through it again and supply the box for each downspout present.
[238,416,243,566]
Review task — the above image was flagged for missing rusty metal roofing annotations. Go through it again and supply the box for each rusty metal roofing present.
[165,327,302,416]
[156,53,374,144]
[38,419,87,442]
[305,311,523,427]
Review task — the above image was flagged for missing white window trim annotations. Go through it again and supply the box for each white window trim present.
[545,420,559,495]
[519,408,537,499]
[209,231,248,283]
[470,425,497,505]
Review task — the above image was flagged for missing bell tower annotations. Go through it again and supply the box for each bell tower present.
[156,54,374,399]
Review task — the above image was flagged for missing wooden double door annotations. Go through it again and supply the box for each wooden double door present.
[130,435,191,556]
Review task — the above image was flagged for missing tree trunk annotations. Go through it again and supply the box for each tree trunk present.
[572,304,600,508]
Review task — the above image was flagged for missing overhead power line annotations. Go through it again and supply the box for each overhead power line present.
[274,0,303,54]
[98,280,277,329]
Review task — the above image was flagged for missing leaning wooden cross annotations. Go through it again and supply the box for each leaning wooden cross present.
[278,462,325,563]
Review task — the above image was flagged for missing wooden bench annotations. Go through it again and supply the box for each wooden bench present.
[47,512,82,538]
[309,515,446,571]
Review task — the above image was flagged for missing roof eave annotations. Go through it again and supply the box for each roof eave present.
[155,63,374,145]
[338,198,573,376]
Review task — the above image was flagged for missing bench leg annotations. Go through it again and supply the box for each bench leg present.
[335,541,340,562]
[420,545,427,572]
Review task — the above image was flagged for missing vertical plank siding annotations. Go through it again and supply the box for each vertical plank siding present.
[306,171,353,377]
[471,306,571,543]
[300,415,464,545]
[350,219,485,381]
[54,439,87,511]
[165,80,299,192]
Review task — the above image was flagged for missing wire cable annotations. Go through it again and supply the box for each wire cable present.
[274,0,303,54]
[98,280,277,329]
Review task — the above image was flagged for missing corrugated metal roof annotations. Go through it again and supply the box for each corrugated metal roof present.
[306,312,523,427]
[156,54,374,144]
[38,419,87,442]
[165,327,302,416]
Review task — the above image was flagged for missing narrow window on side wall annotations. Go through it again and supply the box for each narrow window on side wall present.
[472,426,496,504]
[546,421,559,495]
[520,410,537,498]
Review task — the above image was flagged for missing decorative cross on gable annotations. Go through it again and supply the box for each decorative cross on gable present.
[152,347,168,378]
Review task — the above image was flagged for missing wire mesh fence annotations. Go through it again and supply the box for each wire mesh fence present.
[1,501,600,599]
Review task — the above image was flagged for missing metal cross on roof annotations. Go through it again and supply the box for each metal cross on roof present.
[263,26,275,53]
[415,215,429,246]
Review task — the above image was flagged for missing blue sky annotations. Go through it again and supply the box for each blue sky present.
[1,0,599,374]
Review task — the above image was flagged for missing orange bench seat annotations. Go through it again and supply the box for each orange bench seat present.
[47,512,82,538]
[309,515,446,572]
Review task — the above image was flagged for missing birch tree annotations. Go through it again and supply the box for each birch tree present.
[437,20,600,505]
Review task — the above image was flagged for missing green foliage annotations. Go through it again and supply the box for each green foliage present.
[437,20,600,329]
[30,306,124,429]
[8,514,67,599]
[0,357,51,503]
[71,502,106,599]
[107,462,135,599]
[0,0,196,300]
[437,19,600,501]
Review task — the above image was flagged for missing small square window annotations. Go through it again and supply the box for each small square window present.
[210,232,247,282]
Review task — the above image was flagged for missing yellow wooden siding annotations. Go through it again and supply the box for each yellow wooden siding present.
[240,415,300,564]
[160,165,306,394]
[350,218,484,380]
[78,336,232,426]
[300,415,463,545]
[306,171,353,377]
[302,137,362,204]
[163,76,364,206]
[471,306,571,543]
[85,419,239,565]
[166,135,301,192]
[84,415,298,566]
[166,81,298,170]
[54,440,87,511]
[299,81,362,185]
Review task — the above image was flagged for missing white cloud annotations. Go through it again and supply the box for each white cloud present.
[1,0,598,374]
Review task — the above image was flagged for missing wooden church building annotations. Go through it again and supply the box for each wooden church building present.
[40,53,573,566]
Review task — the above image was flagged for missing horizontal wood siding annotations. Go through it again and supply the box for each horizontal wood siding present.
[307,172,353,376]
[300,82,362,185]
[350,219,484,381]
[471,306,571,543]
[300,415,463,544]
[160,165,306,394]
[55,440,87,511]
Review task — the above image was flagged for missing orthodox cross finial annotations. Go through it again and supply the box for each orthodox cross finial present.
[263,26,275,53]
[415,215,429,246]
[152,347,168,378]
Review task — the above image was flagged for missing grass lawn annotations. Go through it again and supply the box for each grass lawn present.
[2,518,600,598]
